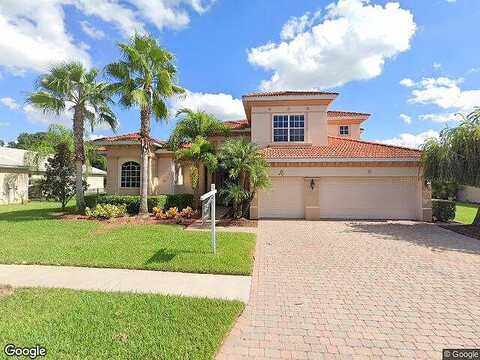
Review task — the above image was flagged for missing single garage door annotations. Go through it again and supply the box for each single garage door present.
[319,177,419,220]
[258,177,304,218]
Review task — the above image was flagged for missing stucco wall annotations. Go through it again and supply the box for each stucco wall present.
[457,185,480,203]
[0,171,29,204]
[327,124,361,139]
[251,105,329,147]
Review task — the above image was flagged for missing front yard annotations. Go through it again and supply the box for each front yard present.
[0,202,255,275]
[0,286,243,360]
[455,201,480,224]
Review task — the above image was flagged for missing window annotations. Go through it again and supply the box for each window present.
[120,161,140,188]
[339,125,349,136]
[273,114,304,142]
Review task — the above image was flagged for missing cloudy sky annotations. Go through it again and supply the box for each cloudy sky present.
[0,0,478,148]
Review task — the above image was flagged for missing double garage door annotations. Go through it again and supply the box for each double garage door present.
[258,177,419,220]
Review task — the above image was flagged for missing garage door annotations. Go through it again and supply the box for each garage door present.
[319,177,419,220]
[258,177,304,218]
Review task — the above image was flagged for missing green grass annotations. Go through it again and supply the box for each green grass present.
[0,287,243,360]
[455,202,480,225]
[0,202,255,275]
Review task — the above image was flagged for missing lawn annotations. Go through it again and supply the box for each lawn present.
[455,202,480,224]
[0,202,255,275]
[0,287,243,360]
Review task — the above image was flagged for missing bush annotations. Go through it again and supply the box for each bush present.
[83,194,193,215]
[86,204,127,219]
[432,181,458,200]
[432,199,456,222]
[180,206,195,219]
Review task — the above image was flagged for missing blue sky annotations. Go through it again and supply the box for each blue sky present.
[0,0,479,148]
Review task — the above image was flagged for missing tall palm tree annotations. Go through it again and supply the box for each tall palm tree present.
[168,108,229,149]
[26,62,117,212]
[175,136,218,209]
[106,34,184,214]
[422,107,480,224]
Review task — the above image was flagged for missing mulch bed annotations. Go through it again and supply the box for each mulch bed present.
[216,218,258,227]
[440,224,480,241]
[61,213,197,226]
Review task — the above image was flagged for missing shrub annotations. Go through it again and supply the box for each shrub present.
[165,207,179,219]
[431,181,458,200]
[432,199,456,222]
[179,206,195,219]
[83,194,193,214]
[86,204,127,219]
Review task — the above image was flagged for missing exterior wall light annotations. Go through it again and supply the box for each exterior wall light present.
[310,179,315,190]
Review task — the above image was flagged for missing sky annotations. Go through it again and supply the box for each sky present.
[0,0,479,148]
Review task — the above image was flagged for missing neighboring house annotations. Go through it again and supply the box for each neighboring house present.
[0,147,106,204]
[457,186,480,203]
[93,90,432,221]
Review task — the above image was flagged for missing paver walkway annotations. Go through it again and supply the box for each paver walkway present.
[217,220,480,359]
[0,264,251,301]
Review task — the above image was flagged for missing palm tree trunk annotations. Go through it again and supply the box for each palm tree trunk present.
[139,106,151,215]
[192,162,200,210]
[73,106,85,212]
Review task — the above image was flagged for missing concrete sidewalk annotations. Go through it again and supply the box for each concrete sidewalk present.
[0,264,251,302]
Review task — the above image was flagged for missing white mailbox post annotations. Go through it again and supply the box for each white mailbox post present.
[200,184,217,255]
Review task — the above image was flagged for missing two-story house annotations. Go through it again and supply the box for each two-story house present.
[93,91,432,221]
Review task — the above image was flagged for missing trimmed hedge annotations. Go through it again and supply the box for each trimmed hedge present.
[432,199,456,222]
[84,194,193,215]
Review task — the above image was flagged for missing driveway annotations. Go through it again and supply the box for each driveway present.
[217,220,480,359]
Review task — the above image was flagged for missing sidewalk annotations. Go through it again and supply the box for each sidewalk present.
[0,264,251,302]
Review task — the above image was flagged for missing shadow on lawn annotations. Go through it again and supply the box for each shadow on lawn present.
[145,248,209,265]
[345,221,480,255]
[0,206,72,222]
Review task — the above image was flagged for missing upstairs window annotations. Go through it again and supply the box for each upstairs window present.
[121,161,140,188]
[339,125,349,136]
[273,114,305,142]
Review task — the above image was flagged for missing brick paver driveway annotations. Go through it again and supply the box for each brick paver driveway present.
[217,221,480,359]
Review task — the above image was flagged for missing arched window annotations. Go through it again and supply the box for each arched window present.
[121,161,140,188]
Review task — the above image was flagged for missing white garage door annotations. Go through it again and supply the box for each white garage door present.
[319,177,419,220]
[258,177,304,218]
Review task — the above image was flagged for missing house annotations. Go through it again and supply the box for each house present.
[0,147,106,204]
[93,90,432,221]
[457,186,480,203]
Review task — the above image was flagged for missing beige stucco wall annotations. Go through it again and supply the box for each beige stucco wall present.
[457,185,480,203]
[251,105,329,147]
[0,170,29,205]
[327,124,361,139]
[86,176,104,191]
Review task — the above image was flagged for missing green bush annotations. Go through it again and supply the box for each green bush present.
[86,204,127,219]
[431,181,458,200]
[84,194,193,214]
[432,199,456,222]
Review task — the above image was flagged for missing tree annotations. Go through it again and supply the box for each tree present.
[106,33,184,214]
[26,62,117,212]
[219,139,270,218]
[175,136,218,209]
[168,108,229,149]
[0,140,4,147]
[41,143,86,210]
[422,108,480,224]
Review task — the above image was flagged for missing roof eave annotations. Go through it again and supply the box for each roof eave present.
[265,157,421,163]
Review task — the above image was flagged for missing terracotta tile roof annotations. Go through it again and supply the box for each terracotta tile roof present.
[262,136,421,160]
[223,119,250,129]
[92,132,165,146]
[243,90,339,98]
[327,110,371,119]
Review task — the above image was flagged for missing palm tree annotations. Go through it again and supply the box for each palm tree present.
[422,107,480,224]
[219,139,270,218]
[175,136,218,209]
[168,108,229,149]
[26,62,117,212]
[106,34,184,214]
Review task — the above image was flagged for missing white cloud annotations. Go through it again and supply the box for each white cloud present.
[400,78,415,88]
[23,104,72,127]
[0,0,216,75]
[0,97,19,110]
[399,113,412,124]
[280,11,321,41]
[0,1,92,75]
[433,62,442,70]
[248,0,416,90]
[402,76,480,113]
[380,130,439,149]
[0,121,10,127]
[80,21,105,39]
[171,91,245,120]
[419,113,460,123]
